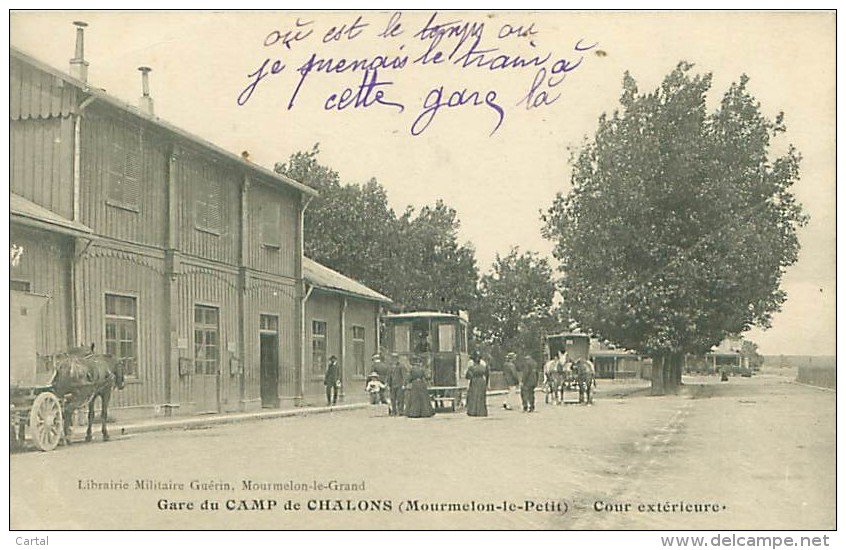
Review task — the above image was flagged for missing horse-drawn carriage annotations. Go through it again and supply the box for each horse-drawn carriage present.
[10,290,126,452]
[382,311,470,412]
[542,332,596,405]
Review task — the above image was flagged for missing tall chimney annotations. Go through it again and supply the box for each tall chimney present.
[69,21,89,82]
[138,66,154,116]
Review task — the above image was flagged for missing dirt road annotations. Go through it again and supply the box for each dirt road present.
[10,370,834,530]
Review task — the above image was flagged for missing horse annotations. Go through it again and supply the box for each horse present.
[49,345,127,444]
[572,360,596,405]
[543,357,573,404]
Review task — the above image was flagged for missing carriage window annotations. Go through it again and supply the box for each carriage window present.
[312,320,327,375]
[194,305,220,375]
[437,323,455,352]
[105,294,137,377]
[458,324,467,353]
[393,324,410,353]
[352,326,366,377]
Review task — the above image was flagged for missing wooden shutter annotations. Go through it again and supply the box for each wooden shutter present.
[261,202,281,247]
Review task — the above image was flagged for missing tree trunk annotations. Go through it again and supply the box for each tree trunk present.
[651,353,666,396]
[665,351,683,394]
[651,351,683,395]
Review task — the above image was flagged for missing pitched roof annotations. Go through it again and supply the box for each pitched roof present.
[303,257,391,304]
[382,311,462,320]
[9,47,317,198]
[10,192,92,237]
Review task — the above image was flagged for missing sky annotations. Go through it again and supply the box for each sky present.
[8,10,836,356]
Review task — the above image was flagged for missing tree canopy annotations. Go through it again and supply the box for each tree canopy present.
[542,62,807,393]
[473,247,558,362]
[275,144,478,313]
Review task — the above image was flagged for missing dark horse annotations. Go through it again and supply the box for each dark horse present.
[50,345,127,444]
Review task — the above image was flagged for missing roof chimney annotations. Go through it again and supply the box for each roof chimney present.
[138,66,154,116]
[69,21,89,83]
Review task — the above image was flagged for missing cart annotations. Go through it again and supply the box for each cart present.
[9,290,64,452]
[543,332,590,404]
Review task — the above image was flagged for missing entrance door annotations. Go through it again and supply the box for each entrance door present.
[260,315,280,408]
[194,305,221,413]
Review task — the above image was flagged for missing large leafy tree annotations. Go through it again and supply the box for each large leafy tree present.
[542,62,807,394]
[275,145,478,312]
[394,201,479,312]
[274,144,396,296]
[474,248,558,362]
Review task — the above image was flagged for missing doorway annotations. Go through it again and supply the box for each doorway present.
[260,315,280,408]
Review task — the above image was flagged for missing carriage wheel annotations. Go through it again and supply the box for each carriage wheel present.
[29,392,64,451]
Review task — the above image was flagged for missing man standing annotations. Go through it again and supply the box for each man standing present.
[324,355,340,406]
[501,352,518,410]
[519,354,539,412]
[386,353,408,416]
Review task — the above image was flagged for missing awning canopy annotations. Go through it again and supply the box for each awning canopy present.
[10,192,92,237]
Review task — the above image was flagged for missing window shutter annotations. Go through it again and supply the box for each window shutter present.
[261,203,281,247]
[106,123,142,210]
[194,169,223,234]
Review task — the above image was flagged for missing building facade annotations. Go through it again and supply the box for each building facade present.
[10,38,389,418]
[303,258,391,404]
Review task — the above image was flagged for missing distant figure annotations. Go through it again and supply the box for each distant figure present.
[324,355,340,406]
[465,350,489,417]
[386,353,408,416]
[414,331,431,353]
[405,365,435,418]
[501,352,519,410]
[519,354,539,412]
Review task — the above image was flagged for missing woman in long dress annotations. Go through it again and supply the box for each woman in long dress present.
[465,351,489,417]
[404,365,435,418]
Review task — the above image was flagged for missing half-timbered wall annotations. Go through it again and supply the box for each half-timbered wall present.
[8,225,73,362]
[75,244,168,409]
[304,290,381,404]
[11,51,315,417]
[343,299,380,382]
[175,150,240,266]
[10,117,75,218]
[10,55,79,121]
[245,181,299,279]
[79,109,169,248]
[172,261,240,414]
[243,275,300,403]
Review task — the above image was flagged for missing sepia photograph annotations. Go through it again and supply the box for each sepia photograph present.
[6,8,837,537]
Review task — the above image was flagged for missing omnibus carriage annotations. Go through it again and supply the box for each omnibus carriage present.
[382,311,469,411]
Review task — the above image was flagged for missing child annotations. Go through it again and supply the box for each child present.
[365,372,387,405]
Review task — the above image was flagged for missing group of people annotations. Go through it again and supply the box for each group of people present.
[351,348,594,418]
[462,350,546,416]
[364,353,435,418]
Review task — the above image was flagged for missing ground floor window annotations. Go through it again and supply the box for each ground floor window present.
[352,325,366,377]
[194,305,220,375]
[105,293,137,377]
[312,320,327,375]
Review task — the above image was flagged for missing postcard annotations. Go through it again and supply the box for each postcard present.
[7,10,836,537]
